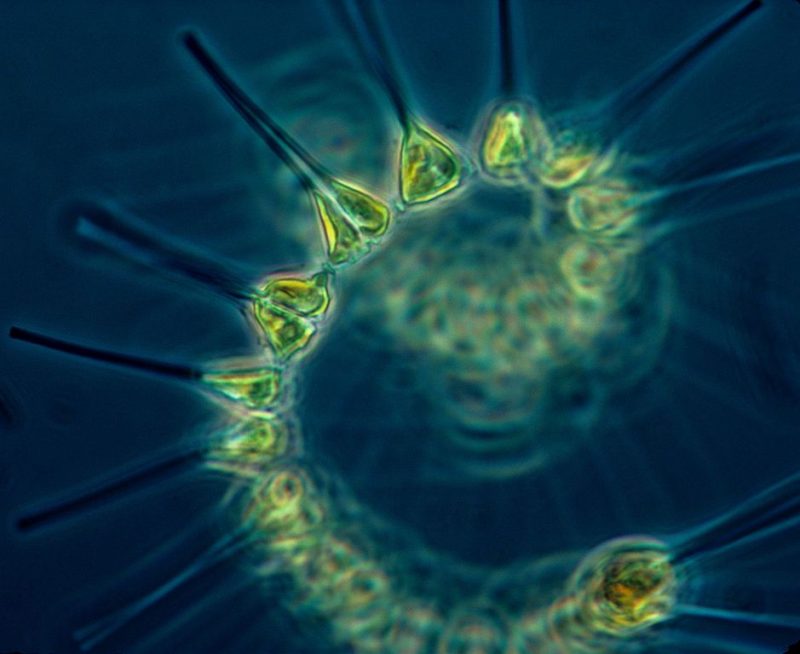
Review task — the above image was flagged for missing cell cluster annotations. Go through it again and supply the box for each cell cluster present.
[9,1,800,652]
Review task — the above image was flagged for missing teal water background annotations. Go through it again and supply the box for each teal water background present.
[2,1,800,652]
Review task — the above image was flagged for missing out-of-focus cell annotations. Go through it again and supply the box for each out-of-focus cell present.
[342,562,393,607]
[401,120,464,205]
[327,561,393,618]
[568,537,676,637]
[530,129,612,190]
[293,537,396,652]
[389,601,445,654]
[207,411,290,476]
[246,467,327,550]
[567,178,641,236]
[298,537,367,605]
[480,101,542,181]
[513,608,549,654]
[436,605,510,654]
[558,239,627,301]
[342,603,396,654]
[250,467,308,519]
[563,296,609,348]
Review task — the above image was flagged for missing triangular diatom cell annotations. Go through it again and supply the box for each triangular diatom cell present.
[400,120,463,204]
[330,180,392,239]
[252,301,316,359]
[481,101,540,180]
[312,191,369,266]
[202,365,282,409]
[259,271,331,318]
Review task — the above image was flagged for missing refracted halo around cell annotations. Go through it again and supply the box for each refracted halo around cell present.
[13,0,800,652]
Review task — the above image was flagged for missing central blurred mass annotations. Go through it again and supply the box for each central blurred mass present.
[303,182,671,484]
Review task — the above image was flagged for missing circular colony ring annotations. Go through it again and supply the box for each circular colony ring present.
[6,1,800,653]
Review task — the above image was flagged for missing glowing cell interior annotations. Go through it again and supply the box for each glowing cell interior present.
[400,120,465,205]
[480,100,540,180]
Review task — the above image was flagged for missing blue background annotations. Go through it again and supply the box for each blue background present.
[2,1,800,652]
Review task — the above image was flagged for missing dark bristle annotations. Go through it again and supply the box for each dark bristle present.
[180,30,327,191]
[15,449,204,533]
[611,0,763,137]
[332,0,411,127]
[672,469,800,564]
[60,200,253,302]
[498,0,516,95]
[73,527,256,652]
[9,326,203,381]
